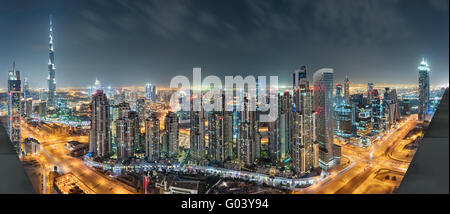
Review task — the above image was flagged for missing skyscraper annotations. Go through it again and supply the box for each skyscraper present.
[116,110,139,161]
[367,82,374,101]
[292,71,316,176]
[145,113,160,161]
[344,74,350,103]
[293,66,307,89]
[89,89,111,158]
[146,83,152,100]
[47,15,57,107]
[418,58,430,121]
[238,96,260,166]
[7,62,22,145]
[164,111,179,158]
[313,68,336,169]
[190,97,206,160]
[277,91,293,162]
[335,83,343,105]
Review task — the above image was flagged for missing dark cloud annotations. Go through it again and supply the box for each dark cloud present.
[0,0,448,88]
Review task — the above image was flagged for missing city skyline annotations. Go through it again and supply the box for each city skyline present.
[0,0,449,89]
[0,0,448,196]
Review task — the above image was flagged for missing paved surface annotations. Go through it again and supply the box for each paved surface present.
[398,88,449,194]
[0,124,35,194]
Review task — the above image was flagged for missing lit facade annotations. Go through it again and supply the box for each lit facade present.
[418,59,430,121]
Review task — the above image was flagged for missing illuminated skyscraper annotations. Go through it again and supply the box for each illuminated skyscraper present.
[146,83,152,100]
[367,82,374,101]
[238,96,261,166]
[335,83,343,105]
[7,62,22,145]
[313,68,336,169]
[293,65,307,89]
[116,110,139,161]
[277,91,293,162]
[209,111,225,163]
[292,71,316,176]
[190,97,206,160]
[145,113,160,161]
[47,15,57,107]
[418,58,430,121]
[344,74,350,103]
[165,111,179,158]
[89,90,111,158]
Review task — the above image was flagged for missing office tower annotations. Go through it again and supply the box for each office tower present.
[106,86,113,101]
[292,74,316,176]
[146,83,152,100]
[116,110,139,161]
[117,102,131,118]
[137,98,146,126]
[110,104,119,154]
[238,96,260,166]
[7,62,22,145]
[164,111,179,158]
[209,111,224,163]
[418,58,430,121]
[110,102,130,154]
[371,96,384,133]
[267,119,278,162]
[39,101,47,118]
[367,83,374,101]
[222,105,234,161]
[384,88,401,129]
[152,85,157,101]
[313,68,336,169]
[335,83,343,105]
[277,91,293,162]
[145,113,160,161]
[293,65,307,89]
[344,75,350,103]
[47,15,57,107]
[334,104,353,137]
[20,99,25,118]
[89,89,111,158]
[25,98,33,118]
[23,77,30,100]
[190,97,206,160]
[87,86,93,99]
[94,78,101,91]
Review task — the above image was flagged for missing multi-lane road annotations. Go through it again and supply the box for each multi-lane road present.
[297,115,419,194]
[21,122,136,194]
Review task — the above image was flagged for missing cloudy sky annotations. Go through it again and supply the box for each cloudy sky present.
[0,0,448,88]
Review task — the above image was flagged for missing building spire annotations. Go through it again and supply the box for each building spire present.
[47,14,57,107]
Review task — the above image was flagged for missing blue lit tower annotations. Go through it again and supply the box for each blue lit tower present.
[47,15,57,107]
[313,68,337,169]
[418,58,430,121]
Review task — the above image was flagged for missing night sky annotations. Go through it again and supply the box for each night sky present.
[0,0,448,88]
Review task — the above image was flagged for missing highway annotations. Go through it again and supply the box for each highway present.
[21,122,136,194]
[303,114,418,194]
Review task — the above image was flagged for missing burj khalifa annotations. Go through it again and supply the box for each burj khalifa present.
[47,15,56,107]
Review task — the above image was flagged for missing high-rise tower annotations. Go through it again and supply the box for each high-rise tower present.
[145,112,160,161]
[47,15,57,107]
[313,68,337,169]
[89,90,111,158]
[418,58,430,121]
[8,62,22,145]
[344,75,350,103]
